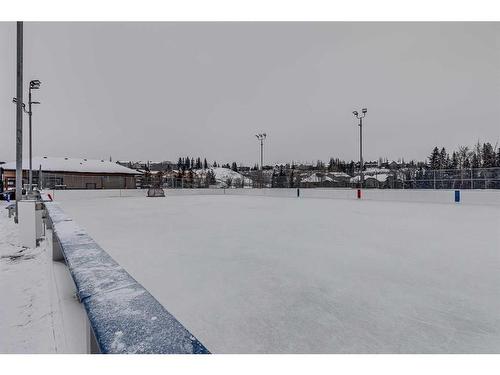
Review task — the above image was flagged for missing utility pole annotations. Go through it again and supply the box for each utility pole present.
[352,108,367,188]
[15,21,23,223]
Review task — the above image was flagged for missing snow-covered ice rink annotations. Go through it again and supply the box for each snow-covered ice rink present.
[56,193,500,353]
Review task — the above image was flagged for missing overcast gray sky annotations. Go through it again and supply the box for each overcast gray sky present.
[1,22,499,165]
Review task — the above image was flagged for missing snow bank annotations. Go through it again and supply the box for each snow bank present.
[0,201,87,353]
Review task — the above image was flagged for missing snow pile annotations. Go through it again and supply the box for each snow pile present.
[0,203,56,353]
[1,157,139,175]
[0,201,88,353]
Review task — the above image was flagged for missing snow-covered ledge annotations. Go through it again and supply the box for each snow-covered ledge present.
[44,200,209,354]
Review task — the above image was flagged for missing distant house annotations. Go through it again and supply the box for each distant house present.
[388,161,399,170]
[364,161,378,169]
[0,156,141,190]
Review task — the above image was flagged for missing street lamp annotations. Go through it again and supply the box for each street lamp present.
[28,80,41,193]
[12,80,41,195]
[255,133,267,188]
[352,108,367,187]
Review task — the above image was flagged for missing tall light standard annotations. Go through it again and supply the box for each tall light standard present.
[255,133,267,170]
[255,133,266,188]
[27,80,41,193]
[352,108,367,187]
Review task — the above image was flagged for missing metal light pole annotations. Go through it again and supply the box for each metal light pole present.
[352,108,367,188]
[255,133,267,188]
[28,80,41,193]
[15,21,23,223]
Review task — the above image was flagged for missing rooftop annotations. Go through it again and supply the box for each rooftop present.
[1,157,140,175]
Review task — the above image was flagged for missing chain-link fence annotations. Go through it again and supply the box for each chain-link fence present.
[156,167,500,190]
[8,167,497,192]
[354,167,500,189]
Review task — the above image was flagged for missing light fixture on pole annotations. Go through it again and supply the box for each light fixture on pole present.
[255,133,267,170]
[28,79,41,193]
[12,80,41,195]
[352,108,367,187]
[255,133,267,188]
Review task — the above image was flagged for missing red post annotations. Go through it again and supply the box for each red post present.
[357,189,361,199]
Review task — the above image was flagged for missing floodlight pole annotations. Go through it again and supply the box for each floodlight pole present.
[260,138,264,170]
[359,116,363,187]
[27,80,41,193]
[352,109,367,188]
[15,21,23,223]
[255,133,267,188]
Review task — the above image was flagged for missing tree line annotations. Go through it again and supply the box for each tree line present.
[145,140,500,176]
[428,142,500,170]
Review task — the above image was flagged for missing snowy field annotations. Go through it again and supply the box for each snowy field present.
[52,192,500,353]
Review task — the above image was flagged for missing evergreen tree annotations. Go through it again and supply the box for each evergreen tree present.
[471,153,480,168]
[289,169,295,188]
[206,169,216,185]
[439,147,448,169]
[463,156,471,168]
[457,146,469,168]
[482,142,495,167]
[451,152,459,169]
[203,158,208,169]
[185,157,191,169]
[231,162,238,172]
[177,157,183,170]
[474,141,483,165]
[429,147,440,169]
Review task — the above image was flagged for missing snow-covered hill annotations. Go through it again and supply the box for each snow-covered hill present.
[195,167,253,187]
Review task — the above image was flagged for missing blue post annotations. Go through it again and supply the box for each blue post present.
[455,190,460,203]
